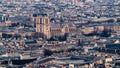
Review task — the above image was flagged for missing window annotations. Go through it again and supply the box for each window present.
[39,18,42,24]
[45,18,49,24]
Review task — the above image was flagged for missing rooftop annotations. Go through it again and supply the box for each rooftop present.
[32,13,48,17]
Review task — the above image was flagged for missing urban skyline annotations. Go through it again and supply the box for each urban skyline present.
[0,0,120,68]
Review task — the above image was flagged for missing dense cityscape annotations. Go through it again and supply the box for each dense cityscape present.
[0,0,120,68]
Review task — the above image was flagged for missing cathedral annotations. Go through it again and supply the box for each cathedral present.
[31,13,77,40]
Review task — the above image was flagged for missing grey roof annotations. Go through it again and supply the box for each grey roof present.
[50,23,61,28]
[32,13,48,17]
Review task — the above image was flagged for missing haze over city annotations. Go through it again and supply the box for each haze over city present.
[0,0,120,68]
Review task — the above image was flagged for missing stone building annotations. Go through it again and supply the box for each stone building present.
[31,13,51,39]
[31,13,77,40]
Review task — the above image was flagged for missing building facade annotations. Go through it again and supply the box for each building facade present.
[31,14,51,39]
[31,13,77,40]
